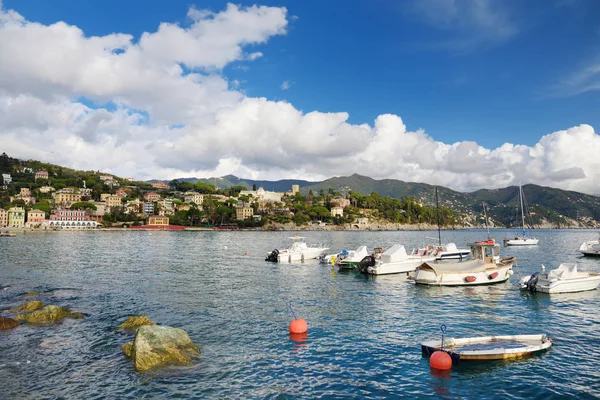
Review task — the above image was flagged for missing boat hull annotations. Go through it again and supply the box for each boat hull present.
[435,251,470,260]
[367,257,435,275]
[277,248,327,262]
[413,263,514,286]
[521,274,600,293]
[505,238,539,246]
[421,334,552,363]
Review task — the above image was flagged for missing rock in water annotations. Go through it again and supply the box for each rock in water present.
[14,305,84,324]
[8,300,44,313]
[117,315,156,331]
[121,325,200,372]
[0,316,20,330]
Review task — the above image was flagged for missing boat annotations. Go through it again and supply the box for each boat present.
[421,334,552,364]
[579,233,600,256]
[265,236,329,263]
[356,244,436,275]
[412,239,516,286]
[336,246,370,270]
[520,263,600,293]
[504,183,539,246]
[0,231,16,237]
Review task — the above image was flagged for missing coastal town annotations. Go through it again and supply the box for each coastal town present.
[0,155,451,231]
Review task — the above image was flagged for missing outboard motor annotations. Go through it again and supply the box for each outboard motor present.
[265,249,279,262]
[524,272,539,292]
[356,255,376,274]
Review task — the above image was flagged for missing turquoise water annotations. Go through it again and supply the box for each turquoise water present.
[1,229,600,399]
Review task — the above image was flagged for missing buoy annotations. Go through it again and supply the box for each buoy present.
[289,332,308,342]
[244,252,248,256]
[430,351,452,370]
[488,271,498,280]
[289,318,308,334]
[465,275,477,283]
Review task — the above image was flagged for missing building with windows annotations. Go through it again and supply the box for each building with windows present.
[2,173,12,185]
[236,206,254,221]
[26,209,46,227]
[151,182,169,190]
[144,192,161,202]
[53,190,82,207]
[184,192,204,205]
[148,215,169,226]
[331,206,344,217]
[0,209,8,227]
[105,195,123,208]
[143,202,154,215]
[7,207,26,227]
[35,170,49,180]
[48,208,100,229]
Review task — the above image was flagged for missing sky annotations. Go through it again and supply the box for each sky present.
[1,0,599,194]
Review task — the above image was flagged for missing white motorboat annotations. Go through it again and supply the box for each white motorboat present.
[265,236,329,263]
[520,263,600,293]
[579,234,600,256]
[412,239,516,286]
[504,183,539,246]
[433,242,470,260]
[357,244,436,275]
[336,245,369,270]
[421,334,552,363]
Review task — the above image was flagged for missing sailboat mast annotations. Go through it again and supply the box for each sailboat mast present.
[483,203,490,239]
[519,182,526,237]
[435,186,441,246]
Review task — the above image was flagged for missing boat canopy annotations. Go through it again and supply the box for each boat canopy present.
[443,243,458,252]
[549,263,578,280]
[380,244,408,263]
[419,259,493,274]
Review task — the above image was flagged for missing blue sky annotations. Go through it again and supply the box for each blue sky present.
[7,0,599,148]
[1,0,599,193]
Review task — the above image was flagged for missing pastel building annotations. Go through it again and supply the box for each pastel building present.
[151,182,169,190]
[26,209,46,227]
[184,192,204,205]
[48,208,100,229]
[35,170,49,180]
[7,207,26,227]
[331,207,344,217]
[236,206,254,221]
[239,187,283,202]
[144,192,161,202]
[148,215,169,226]
[0,209,7,227]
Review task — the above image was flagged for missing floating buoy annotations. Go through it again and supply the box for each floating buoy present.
[289,332,308,342]
[244,252,248,256]
[430,351,452,370]
[289,318,308,334]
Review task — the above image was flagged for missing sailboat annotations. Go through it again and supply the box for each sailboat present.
[504,183,539,246]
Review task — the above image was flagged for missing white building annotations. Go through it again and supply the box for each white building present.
[239,187,283,203]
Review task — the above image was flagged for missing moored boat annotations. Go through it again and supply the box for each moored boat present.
[357,244,436,275]
[579,233,600,256]
[520,263,600,293]
[504,183,539,246]
[412,239,516,286]
[421,334,552,364]
[336,245,369,269]
[265,236,329,263]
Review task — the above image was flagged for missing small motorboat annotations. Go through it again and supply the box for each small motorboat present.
[579,233,600,256]
[265,236,329,263]
[412,239,516,286]
[357,244,436,275]
[520,263,600,293]
[421,334,552,364]
[336,245,369,270]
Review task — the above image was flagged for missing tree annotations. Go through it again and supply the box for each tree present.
[252,183,257,191]
[70,202,97,211]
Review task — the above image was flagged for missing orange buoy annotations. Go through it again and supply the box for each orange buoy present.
[430,351,452,370]
[244,252,248,256]
[289,318,308,334]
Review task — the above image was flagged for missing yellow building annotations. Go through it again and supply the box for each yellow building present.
[105,195,123,208]
[0,209,7,227]
[7,207,26,227]
[54,192,82,206]
[235,206,254,221]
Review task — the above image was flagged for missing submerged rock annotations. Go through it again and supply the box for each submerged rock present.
[121,325,200,372]
[14,305,84,324]
[117,315,156,331]
[8,300,44,313]
[0,316,20,330]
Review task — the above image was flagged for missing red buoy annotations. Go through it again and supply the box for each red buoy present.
[488,271,498,280]
[289,318,308,334]
[430,351,452,370]
[465,275,477,283]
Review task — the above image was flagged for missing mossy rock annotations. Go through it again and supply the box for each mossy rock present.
[23,292,39,298]
[15,305,84,325]
[117,315,156,331]
[8,300,44,313]
[122,325,200,372]
[0,316,20,330]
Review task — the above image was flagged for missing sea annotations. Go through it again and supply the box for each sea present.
[1,229,599,399]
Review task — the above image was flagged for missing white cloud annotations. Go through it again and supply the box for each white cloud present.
[280,80,291,90]
[548,59,600,97]
[1,3,599,195]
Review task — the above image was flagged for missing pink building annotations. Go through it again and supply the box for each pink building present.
[50,208,92,222]
[144,192,161,202]
[331,197,351,208]
[35,170,49,180]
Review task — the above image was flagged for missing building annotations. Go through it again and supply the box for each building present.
[26,209,46,227]
[143,202,154,215]
[100,193,111,202]
[2,173,12,185]
[144,192,161,202]
[0,209,7,227]
[115,189,128,198]
[53,191,83,207]
[125,200,142,214]
[331,206,344,217]
[184,191,204,205]
[291,184,300,195]
[151,182,169,190]
[239,187,283,203]
[47,208,100,229]
[7,207,26,227]
[105,195,123,208]
[99,175,113,181]
[235,206,254,221]
[39,186,55,194]
[156,198,174,215]
[35,170,49,180]
[148,215,169,226]
[20,188,31,197]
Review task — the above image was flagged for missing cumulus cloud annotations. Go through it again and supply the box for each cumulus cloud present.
[0,3,599,195]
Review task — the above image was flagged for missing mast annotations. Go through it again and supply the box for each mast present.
[483,202,490,239]
[435,186,441,246]
[519,182,526,237]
